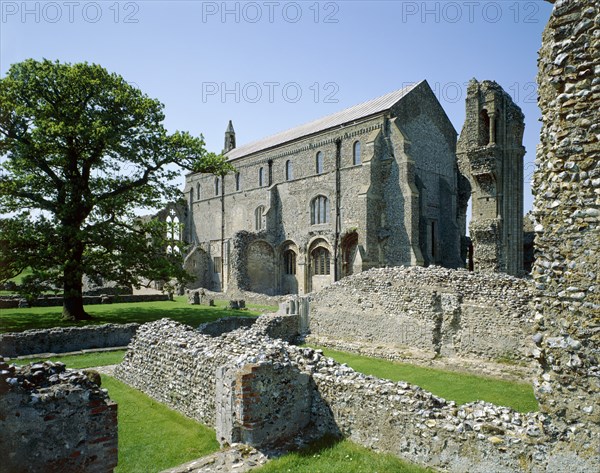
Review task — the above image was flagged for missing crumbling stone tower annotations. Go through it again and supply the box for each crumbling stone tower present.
[457,80,525,275]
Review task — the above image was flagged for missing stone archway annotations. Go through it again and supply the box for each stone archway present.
[280,241,299,295]
[340,231,359,279]
[307,238,333,293]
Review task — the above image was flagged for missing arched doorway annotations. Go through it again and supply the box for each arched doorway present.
[280,241,299,295]
[341,231,359,278]
[307,239,333,292]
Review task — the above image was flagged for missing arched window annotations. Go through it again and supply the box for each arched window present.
[255,205,264,231]
[166,215,172,239]
[283,249,296,275]
[215,177,221,195]
[310,195,330,225]
[311,247,331,275]
[353,141,361,165]
[172,216,180,241]
[258,167,264,187]
[316,151,324,174]
[235,172,241,191]
[196,183,201,199]
[166,245,173,254]
[173,245,181,255]
[285,160,293,181]
[190,187,194,202]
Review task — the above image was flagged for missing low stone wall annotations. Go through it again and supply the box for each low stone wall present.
[115,318,598,472]
[0,293,170,309]
[308,266,534,362]
[193,287,286,308]
[0,323,139,357]
[0,359,118,472]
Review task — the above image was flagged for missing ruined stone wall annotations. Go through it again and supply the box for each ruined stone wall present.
[531,0,600,444]
[308,266,534,362]
[0,323,139,357]
[115,318,598,472]
[0,293,170,309]
[0,360,118,472]
[457,79,525,276]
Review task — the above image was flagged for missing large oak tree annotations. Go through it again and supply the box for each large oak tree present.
[0,59,233,320]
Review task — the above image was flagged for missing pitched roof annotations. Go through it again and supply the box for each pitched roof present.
[225,81,423,161]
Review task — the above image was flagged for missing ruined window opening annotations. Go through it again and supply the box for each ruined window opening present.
[235,172,241,191]
[285,160,293,181]
[213,256,221,273]
[196,183,201,200]
[312,247,331,275]
[283,250,296,275]
[316,151,324,174]
[172,216,180,241]
[166,245,173,254]
[480,109,490,146]
[255,206,264,231]
[190,187,194,202]
[310,195,330,225]
[258,167,264,187]
[215,177,221,196]
[353,140,361,165]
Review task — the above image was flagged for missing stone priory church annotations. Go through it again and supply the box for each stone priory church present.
[172,79,524,295]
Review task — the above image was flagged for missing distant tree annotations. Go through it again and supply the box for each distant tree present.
[0,59,234,320]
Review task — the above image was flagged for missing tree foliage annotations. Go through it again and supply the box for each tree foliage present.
[0,59,234,320]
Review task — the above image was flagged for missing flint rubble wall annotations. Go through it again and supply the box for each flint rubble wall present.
[0,359,118,472]
[0,323,139,357]
[115,318,597,472]
[308,266,534,362]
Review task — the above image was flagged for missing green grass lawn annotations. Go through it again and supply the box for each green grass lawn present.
[12,350,127,368]
[252,435,434,473]
[312,346,538,413]
[0,296,276,333]
[104,376,219,473]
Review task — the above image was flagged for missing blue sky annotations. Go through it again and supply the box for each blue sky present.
[1,0,553,214]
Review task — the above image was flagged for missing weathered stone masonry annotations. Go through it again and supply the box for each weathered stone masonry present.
[531,0,600,452]
[457,80,525,276]
[307,266,534,362]
[0,323,139,358]
[0,360,118,472]
[116,318,598,472]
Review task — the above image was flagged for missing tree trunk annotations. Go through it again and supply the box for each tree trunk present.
[62,245,90,321]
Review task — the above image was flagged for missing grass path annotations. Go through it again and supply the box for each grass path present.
[312,345,538,413]
[103,376,219,473]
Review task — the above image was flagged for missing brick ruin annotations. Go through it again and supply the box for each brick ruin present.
[0,360,118,472]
